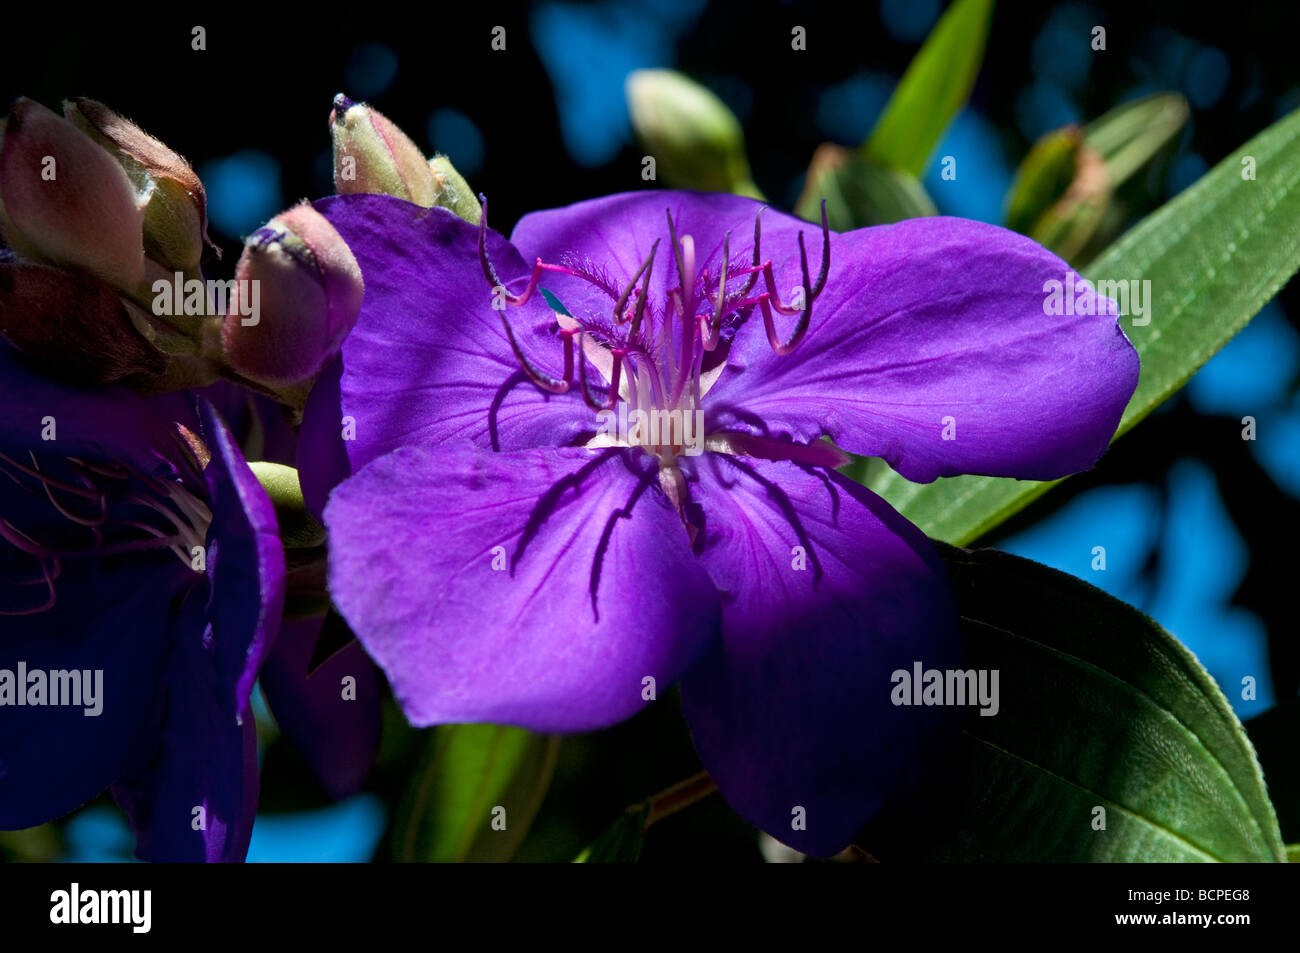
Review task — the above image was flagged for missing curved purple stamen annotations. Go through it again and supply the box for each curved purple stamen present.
[475,193,832,456]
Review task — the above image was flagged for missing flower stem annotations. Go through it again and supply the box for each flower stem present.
[642,770,717,830]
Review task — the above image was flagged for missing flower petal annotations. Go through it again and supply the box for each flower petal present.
[677,455,964,856]
[709,217,1139,482]
[0,343,195,827]
[305,194,589,506]
[509,190,808,333]
[324,441,720,732]
[112,589,259,862]
[0,554,178,829]
[199,399,285,718]
[258,615,382,800]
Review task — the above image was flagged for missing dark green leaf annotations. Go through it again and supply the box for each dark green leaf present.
[926,544,1285,861]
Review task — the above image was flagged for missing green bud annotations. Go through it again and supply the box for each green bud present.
[428,155,481,224]
[625,69,762,198]
[63,98,215,273]
[1003,126,1083,236]
[796,142,936,230]
[330,94,436,204]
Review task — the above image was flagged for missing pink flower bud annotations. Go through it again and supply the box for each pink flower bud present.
[222,203,363,389]
[0,99,145,291]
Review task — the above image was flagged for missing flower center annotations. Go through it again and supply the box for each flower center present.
[477,198,831,466]
[0,451,211,616]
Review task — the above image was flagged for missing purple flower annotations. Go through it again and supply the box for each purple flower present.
[0,345,285,861]
[300,190,1138,855]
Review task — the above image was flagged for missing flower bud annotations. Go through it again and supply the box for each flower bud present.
[0,99,145,291]
[222,203,363,390]
[63,98,215,273]
[625,69,761,198]
[428,155,481,224]
[330,94,436,205]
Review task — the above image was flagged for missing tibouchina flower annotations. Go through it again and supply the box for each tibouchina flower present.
[0,346,284,861]
[300,191,1139,855]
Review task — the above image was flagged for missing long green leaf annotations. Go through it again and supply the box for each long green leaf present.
[393,723,560,862]
[863,0,995,177]
[925,544,1284,862]
[853,105,1300,544]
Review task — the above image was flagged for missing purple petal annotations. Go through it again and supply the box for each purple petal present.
[709,217,1139,482]
[259,616,381,799]
[112,589,259,862]
[298,357,352,520]
[510,190,809,336]
[677,455,964,856]
[0,556,179,828]
[111,404,282,862]
[152,382,296,470]
[0,344,194,827]
[199,400,285,718]
[0,341,194,482]
[324,441,720,732]
[305,194,590,509]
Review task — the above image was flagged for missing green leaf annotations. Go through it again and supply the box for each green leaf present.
[1244,700,1300,843]
[796,144,937,229]
[573,805,650,863]
[925,544,1285,862]
[850,105,1300,544]
[863,0,995,177]
[393,724,560,862]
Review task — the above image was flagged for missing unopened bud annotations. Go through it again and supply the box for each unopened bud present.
[64,98,215,273]
[222,203,363,390]
[0,99,145,291]
[428,155,481,224]
[330,94,436,205]
[626,69,761,198]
